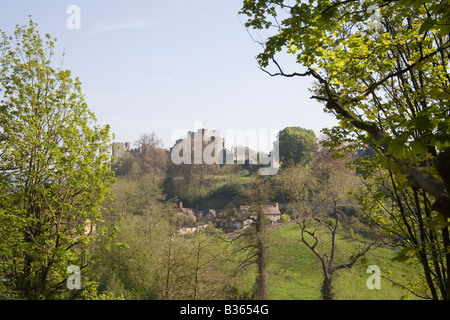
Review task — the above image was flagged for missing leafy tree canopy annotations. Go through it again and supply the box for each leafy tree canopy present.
[277,126,317,168]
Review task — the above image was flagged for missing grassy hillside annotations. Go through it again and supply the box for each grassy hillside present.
[264,224,421,300]
[171,169,425,300]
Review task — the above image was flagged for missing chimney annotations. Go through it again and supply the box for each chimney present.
[275,202,279,208]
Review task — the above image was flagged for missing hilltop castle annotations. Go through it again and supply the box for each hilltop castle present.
[112,128,258,165]
[112,142,132,164]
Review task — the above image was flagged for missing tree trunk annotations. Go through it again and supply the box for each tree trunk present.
[165,230,173,300]
[434,148,450,218]
[442,220,450,300]
[321,272,334,300]
[192,242,201,300]
[255,207,267,300]
[435,148,450,197]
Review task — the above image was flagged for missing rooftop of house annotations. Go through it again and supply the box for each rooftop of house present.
[205,209,216,218]
[239,204,281,216]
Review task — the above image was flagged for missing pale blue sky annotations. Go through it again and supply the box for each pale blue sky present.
[0,0,338,150]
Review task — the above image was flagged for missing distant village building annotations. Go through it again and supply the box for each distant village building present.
[214,209,242,231]
[174,201,283,234]
[177,202,197,227]
[238,203,281,229]
[204,209,217,223]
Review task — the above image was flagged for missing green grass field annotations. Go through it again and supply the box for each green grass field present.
[263,224,422,300]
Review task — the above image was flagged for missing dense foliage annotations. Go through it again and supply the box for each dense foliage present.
[0,20,115,299]
[240,0,450,299]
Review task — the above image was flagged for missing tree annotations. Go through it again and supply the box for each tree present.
[114,132,168,179]
[299,207,372,300]
[98,176,237,300]
[185,229,235,300]
[105,208,183,300]
[0,20,115,299]
[163,175,177,200]
[273,163,316,208]
[134,132,168,178]
[96,190,183,300]
[240,0,450,299]
[301,150,372,300]
[275,146,372,300]
[231,178,272,299]
[277,127,317,168]
[223,163,243,183]
[350,152,450,299]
